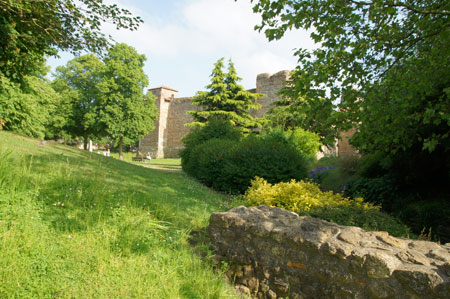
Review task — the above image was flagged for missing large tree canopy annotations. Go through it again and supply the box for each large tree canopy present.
[51,45,157,155]
[251,0,448,91]
[0,0,142,83]
[52,54,105,149]
[0,71,59,139]
[248,0,449,153]
[99,43,157,160]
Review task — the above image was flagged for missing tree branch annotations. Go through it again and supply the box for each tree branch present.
[348,0,450,16]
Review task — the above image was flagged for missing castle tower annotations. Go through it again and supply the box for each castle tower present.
[139,86,178,158]
[253,70,290,118]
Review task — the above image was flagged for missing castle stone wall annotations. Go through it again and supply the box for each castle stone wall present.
[139,104,159,156]
[164,97,199,158]
[339,128,357,156]
[140,71,291,158]
[253,70,290,118]
[139,86,178,158]
[139,71,357,159]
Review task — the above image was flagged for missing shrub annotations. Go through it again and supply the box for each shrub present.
[310,155,359,193]
[245,177,411,237]
[397,199,450,242]
[336,154,359,177]
[263,127,321,160]
[344,175,398,208]
[181,120,310,194]
[180,118,242,175]
[187,138,236,189]
[289,128,321,159]
[218,135,309,194]
[308,166,336,184]
[347,150,450,242]
[357,151,389,178]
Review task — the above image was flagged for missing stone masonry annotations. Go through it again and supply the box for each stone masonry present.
[139,71,354,158]
[138,85,197,158]
[208,205,450,299]
[139,71,291,158]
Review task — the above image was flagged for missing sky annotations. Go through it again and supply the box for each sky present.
[47,0,316,97]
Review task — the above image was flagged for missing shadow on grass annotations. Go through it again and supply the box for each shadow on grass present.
[27,144,228,237]
[149,163,182,170]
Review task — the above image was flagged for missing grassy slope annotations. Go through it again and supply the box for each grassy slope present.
[109,151,182,171]
[0,131,237,298]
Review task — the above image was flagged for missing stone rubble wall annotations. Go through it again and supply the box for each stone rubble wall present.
[208,206,450,299]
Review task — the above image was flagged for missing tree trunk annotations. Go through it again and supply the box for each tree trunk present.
[83,133,89,150]
[119,136,124,160]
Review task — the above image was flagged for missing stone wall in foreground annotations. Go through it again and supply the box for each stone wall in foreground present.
[208,206,450,299]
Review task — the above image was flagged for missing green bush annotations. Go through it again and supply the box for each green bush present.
[181,120,309,194]
[245,177,411,238]
[336,154,360,177]
[397,199,450,242]
[217,134,309,194]
[309,155,359,193]
[343,150,450,242]
[344,176,398,208]
[263,127,321,160]
[357,151,389,178]
[180,118,242,175]
[187,138,236,189]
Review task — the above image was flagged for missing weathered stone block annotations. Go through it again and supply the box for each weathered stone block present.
[208,205,450,298]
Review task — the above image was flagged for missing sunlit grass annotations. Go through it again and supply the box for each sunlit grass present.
[0,131,238,298]
[109,151,182,171]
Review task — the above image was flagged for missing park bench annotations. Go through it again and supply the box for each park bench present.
[132,152,152,163]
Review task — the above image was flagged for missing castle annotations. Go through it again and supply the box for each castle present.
[139,71,354,158]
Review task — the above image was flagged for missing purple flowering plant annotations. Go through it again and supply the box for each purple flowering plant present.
[308,166,335,183]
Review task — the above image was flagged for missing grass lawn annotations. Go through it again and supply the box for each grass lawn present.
[0,131,238,298]
[109,152,182,171]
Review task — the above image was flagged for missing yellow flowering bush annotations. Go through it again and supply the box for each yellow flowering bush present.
[245,177,380,213]
[245,177,411,237]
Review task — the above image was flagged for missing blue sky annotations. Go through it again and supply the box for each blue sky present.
[47,0,315,97]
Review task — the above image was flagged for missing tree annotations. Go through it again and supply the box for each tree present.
[247,0,450,152]
[0,71,59,139]
[99,43,157,160]
[189,58,263,131]
[266,93,337,146]
[0,0,142,84]
[52,54,105,149]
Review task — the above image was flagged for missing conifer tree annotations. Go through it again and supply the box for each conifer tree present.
[189,58,262,131]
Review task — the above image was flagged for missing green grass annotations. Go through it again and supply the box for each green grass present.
[109,151,182,171]
[0,131,238,298]
[149,158,182,170]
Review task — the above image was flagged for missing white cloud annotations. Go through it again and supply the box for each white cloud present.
[99,0,317,95]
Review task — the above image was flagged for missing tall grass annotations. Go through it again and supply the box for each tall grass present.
[0,131,237,298]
